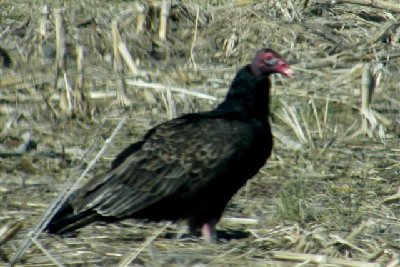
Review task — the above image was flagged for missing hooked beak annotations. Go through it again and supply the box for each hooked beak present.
[280,67,295,78]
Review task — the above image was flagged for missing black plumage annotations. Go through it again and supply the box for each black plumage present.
[46,48,295,241]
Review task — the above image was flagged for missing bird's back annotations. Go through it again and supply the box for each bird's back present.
[75,113,270,218]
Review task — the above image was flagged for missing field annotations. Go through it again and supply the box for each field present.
[1,0,400,266]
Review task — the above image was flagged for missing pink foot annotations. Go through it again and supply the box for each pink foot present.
[201,220,217,243]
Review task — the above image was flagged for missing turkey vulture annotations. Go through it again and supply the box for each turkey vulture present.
[46,48,295,242]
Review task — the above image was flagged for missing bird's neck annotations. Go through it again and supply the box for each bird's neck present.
[215,66,271,120]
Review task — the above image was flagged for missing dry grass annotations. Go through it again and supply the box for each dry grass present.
[1,0,399,266]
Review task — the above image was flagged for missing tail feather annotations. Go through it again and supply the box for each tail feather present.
[45,202,101,234]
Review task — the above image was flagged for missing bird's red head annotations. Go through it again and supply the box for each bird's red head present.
[250,48,295,78]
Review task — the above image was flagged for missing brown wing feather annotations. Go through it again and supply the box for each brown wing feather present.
[71,115,256,218]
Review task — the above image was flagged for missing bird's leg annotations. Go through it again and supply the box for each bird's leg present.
[188,217,217,242]
[201,219,217,243]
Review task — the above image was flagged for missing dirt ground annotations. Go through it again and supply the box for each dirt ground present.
[1,0,400,266]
